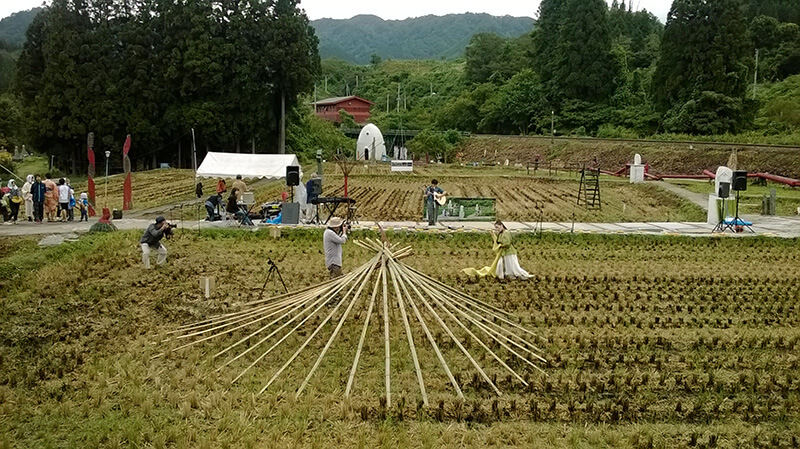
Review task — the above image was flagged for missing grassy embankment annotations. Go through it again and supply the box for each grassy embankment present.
[459,136,800,179]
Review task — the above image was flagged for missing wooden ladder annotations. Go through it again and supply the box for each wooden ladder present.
[578,166,601,210]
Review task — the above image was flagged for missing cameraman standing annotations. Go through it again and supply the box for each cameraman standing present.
[323,217,349,279]
[140,216,172,269]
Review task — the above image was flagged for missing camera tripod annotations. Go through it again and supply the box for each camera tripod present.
[258,257,288,300]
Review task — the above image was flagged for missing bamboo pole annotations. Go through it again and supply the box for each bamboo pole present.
[406,264,544,348]
[434,295,546,374]
[405,268,528,385]
[391,258,499,396]
[230,261,377,384]
[381,254,391,408]
[173,278,342,332]
[172,288,322,340]
[295,257,380,397]
[443,297,546,362]
[391,258,464,400]
[386,255,428,406]
[345,269,382,397]
[168,271,361,355]
[212,284,339,361]
[258,255,380,394]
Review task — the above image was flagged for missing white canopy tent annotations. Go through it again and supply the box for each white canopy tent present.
[196,152,301,179]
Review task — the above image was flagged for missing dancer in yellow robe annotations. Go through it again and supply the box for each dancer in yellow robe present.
[461,220,532,279]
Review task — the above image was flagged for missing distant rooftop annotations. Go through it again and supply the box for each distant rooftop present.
[312,96,375,106]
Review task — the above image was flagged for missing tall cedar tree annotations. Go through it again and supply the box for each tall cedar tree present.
[652,0,753,134]
[13,0,319,168]
[534,0,615,104]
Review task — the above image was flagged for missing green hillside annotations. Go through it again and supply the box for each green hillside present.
[312,13,535,64]
[0,8,41,48]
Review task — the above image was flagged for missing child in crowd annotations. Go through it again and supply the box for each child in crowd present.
[79,192,89,221]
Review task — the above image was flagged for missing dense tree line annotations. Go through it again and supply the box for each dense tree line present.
[9,0,319,172]
[319,0,800,140]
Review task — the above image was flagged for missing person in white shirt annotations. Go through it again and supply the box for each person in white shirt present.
[323,217,349,279]
[21,174,34,222]
[57,178,71,221]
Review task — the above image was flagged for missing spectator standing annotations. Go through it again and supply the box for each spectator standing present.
[43,173,58,222]
[31,174,46,223]
[21,174,34,221]
[6,180,21,223]
[65,178,75,221]
[57,178,70,221]
[323,217,349,279]
[79,192,89,221]
[232,175,248,195]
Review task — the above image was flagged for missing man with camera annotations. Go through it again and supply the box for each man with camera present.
[140,216,174,269]
[323,216,349,279]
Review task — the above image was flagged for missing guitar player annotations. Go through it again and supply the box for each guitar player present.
[424,179,447,226]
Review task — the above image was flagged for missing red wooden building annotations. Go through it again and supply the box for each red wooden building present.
[312,96,374,123]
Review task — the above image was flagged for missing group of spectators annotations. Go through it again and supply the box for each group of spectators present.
[203,175,250,222]
[0,173,89,224]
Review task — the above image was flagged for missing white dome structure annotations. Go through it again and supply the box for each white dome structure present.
[356,124,386,161]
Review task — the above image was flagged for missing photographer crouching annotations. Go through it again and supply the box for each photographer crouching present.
[323,217,350,279]
[140,216,175,269]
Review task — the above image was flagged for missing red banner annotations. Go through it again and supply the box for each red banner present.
[123,173,132,210]
[87,177,96,217]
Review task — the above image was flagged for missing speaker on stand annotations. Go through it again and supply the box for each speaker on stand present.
[286,165,300,203]
[712,181,730,233]
[731,171,747,231]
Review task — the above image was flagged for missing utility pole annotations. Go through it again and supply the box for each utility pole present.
[191,128,197,172]
[386,93,389,113]
[551,111,555,144]
[753,48,759,99]
[396,84,400,113]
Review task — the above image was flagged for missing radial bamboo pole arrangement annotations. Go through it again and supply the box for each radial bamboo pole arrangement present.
[163,239,546,404]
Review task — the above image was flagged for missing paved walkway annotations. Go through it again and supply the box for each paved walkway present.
[2,215,798,239]
[654,181,710,211]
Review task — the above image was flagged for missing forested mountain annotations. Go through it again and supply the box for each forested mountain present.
[312,14,534,64]
[0,8,42,48]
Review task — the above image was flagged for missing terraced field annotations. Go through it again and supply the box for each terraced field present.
[320,172,704,222]
[1,230,798,448]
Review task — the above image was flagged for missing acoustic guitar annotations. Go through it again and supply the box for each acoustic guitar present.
[423,186,447,206]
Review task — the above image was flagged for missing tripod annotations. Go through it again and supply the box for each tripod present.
[712,195,731,233]
[258,257,288,300]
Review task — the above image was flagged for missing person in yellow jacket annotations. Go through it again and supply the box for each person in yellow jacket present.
[462,220,532,280]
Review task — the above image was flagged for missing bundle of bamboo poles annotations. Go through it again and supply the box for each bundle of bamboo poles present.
[162,239,546,405]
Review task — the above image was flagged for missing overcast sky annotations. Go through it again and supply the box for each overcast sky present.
[1,0,671,24]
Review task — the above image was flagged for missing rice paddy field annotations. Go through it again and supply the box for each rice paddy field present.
[59,162,707,223]
[1,229,799,448]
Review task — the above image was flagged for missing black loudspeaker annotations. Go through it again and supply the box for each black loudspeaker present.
[281,202,300,224]
[286,166,300,186]
[732,171,748,191]
[310,178,322,196]
[718,182,730,199]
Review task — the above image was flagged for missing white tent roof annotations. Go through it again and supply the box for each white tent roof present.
[196,152,301,179]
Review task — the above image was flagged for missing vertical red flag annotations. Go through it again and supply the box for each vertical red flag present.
[122,134,132,211]
[87,133,96,217]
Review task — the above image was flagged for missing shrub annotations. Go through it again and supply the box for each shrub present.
[0,150,13,172]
